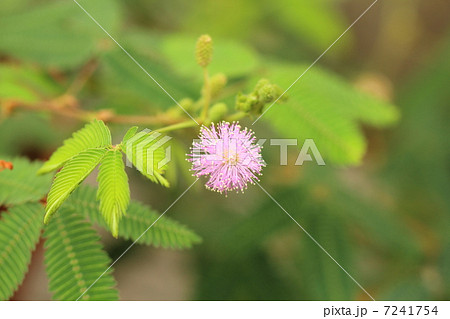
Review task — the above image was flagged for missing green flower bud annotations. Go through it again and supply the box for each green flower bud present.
[234,79,287,115]
[273,84,288,102]
[235,93,248,112]
[254,78,270,92]
[167,98,195,117]
[196,34,213,68]
[179,98,194,111]
[234,93,249,112]
[258,84,277,103]
[247,93,259,107]
[209,103,228,121]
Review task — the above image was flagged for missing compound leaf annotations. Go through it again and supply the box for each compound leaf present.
[0,0,122,68]
[0,203,44,301]
[66,185,201,249]
[0,64,61,102]
[97,149,130,238]
[100,49,197,110]
[43,208,118,300]
[38,119,111,174]
[0,157,52,205]
[268,0,351,55]
[262,63,399,164]
[297,211,355,300]
[45,148,108,223]
[112,201,202,249]
[121,126,139,144]
[123,130,170,187]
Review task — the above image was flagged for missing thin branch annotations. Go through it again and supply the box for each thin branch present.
[200,68,211,121]
[1,96,183,126]
[66,59,99,95]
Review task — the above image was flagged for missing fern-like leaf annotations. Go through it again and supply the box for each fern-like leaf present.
[123,130,170,187]
[121,126,139,143]
[66,185,202,249]
[38,119,111,174]
[43,207,118,300]
[113,201,201,248]
[0,203,44,301]
[298,211,355,300]
[45,148,108,224]
[0,157,52,205]
[97,149,130,238]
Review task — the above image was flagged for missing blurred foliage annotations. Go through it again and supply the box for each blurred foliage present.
[0,0,449,301]
[261,62,399,164]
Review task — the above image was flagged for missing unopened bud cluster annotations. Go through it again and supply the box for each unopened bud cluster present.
[235,79,286,115]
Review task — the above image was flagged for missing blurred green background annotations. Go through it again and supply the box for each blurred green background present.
[1,0,449,300]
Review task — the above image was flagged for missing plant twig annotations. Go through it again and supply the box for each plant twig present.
[200,68,211,121]
[155,120,199,133]
[66,59,99,95]
[2,96,184,126]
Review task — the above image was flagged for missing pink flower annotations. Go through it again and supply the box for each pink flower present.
[188,121,265,194]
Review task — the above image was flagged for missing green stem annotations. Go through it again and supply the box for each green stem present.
[155,120,199,133]
[200,68,211,121]
[225,112,247,122]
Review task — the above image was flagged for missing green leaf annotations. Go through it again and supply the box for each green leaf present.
[111,201,202,249]
[262,63,399,164]
[97,149,130,238]
[45,148,108,224]
[66,185,202,249]
[100,48,197,110]
[0,27,94,69]
[123,130,170,187]
[329,184,420,256]
[43,207,118,300]
[121,126,139,144]
[179,0,258,40]
[297,212,355,300]
[0,2,93,68]
[68,0,122,39]
[0,157,52,205]
[0,0,122,68]
[0,64,62,102]
[290,65,400,126]
[268,0,351,55]
[38,119,111,174]
[0,203,44,301]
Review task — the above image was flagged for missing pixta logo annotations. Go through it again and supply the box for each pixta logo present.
[124,129,172,176]
[268,138,325,165]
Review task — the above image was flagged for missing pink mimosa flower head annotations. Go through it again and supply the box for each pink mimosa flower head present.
[188,121,265,194]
